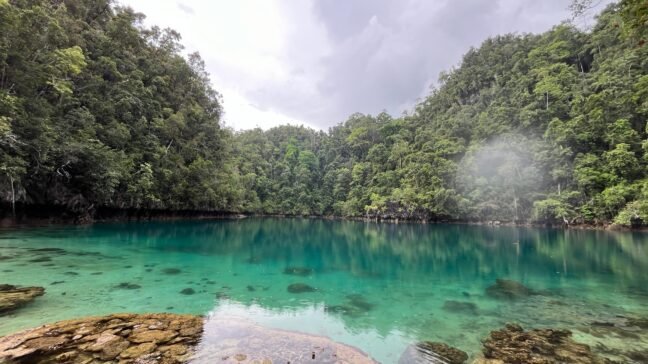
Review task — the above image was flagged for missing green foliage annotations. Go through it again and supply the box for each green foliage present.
[229,2,647,226]
[0,0,228,213]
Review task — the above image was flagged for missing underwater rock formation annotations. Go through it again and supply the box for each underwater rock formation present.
[398,341,468,363]
[283,266,313,276]
[0,284,45,313]
[113,282,141,290]
[441,300,478,315]
[0,313,203,363]
[162,268,182,275]
[477,323,605,363]
[485,279,535,300]
[325,294,376,317]
[287,283,316,293]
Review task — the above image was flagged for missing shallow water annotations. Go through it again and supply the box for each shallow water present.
[1,218,647,362]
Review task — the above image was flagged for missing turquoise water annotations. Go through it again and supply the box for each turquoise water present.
[1,218,647,362]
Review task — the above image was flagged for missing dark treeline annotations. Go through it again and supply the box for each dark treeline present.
[1,0,646,226]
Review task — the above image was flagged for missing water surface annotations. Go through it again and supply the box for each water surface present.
[1,218,647,362]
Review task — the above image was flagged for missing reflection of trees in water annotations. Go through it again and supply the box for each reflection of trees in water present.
[86,218,648,288]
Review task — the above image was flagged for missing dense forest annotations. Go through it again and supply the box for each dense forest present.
[1,0,647,226]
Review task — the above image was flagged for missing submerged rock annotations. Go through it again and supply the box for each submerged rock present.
[627,317,648,329]
[324,304,367,318]
[287,283,316,293]
[0,284,45,313]
[325,294,375,317]
[398,341,468,364]
[485,279,534,300]
[0,313,203,363]
[180,288,195,295]
[113,282,141,290]
[442,300,478,315]
[283,266,314,276]
[162,268,182,275]
[28,257,52,263]
[346,294,375,311]
[478,323,605,363]
[31,247,66,253]
[193,316,377,363]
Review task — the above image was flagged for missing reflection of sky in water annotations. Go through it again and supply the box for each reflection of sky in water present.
[0,218,647,362]
[192,303,382,363]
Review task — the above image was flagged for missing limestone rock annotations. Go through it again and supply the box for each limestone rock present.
[129,329,177,344]
[0,284,45,313]
[120,342,156,358]
[0,313,202,364]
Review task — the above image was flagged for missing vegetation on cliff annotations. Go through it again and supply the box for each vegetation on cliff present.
[230,1,647,226]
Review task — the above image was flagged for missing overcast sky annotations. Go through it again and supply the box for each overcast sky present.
[119,0,611,130]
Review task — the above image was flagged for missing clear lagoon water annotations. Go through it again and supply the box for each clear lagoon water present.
[1,218,647,362]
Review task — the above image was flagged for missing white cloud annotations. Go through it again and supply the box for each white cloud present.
[119,0,614,130]
[119,0,319,130]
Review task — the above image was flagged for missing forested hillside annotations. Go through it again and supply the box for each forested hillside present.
[0,0,247,218]
[1,0,646,226]
[231,1,648,226]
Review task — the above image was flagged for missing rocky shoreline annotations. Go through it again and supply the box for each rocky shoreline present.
[2,205,646,231]
[0,313,203,364]
[0,313,614,364]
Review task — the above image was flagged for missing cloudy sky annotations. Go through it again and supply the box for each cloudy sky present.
[119,0,611,130]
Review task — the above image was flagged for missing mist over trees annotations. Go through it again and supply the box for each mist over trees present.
[1,0,646,226]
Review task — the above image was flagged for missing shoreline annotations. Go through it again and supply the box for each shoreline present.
[1,204,645,232]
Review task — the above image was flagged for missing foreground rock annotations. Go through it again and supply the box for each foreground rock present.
[0,284,45,313]
[399,341,468,363]
[476,323,605,364]
[0,313,203,363]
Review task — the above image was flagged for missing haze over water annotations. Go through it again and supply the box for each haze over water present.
[1,218,647,362]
